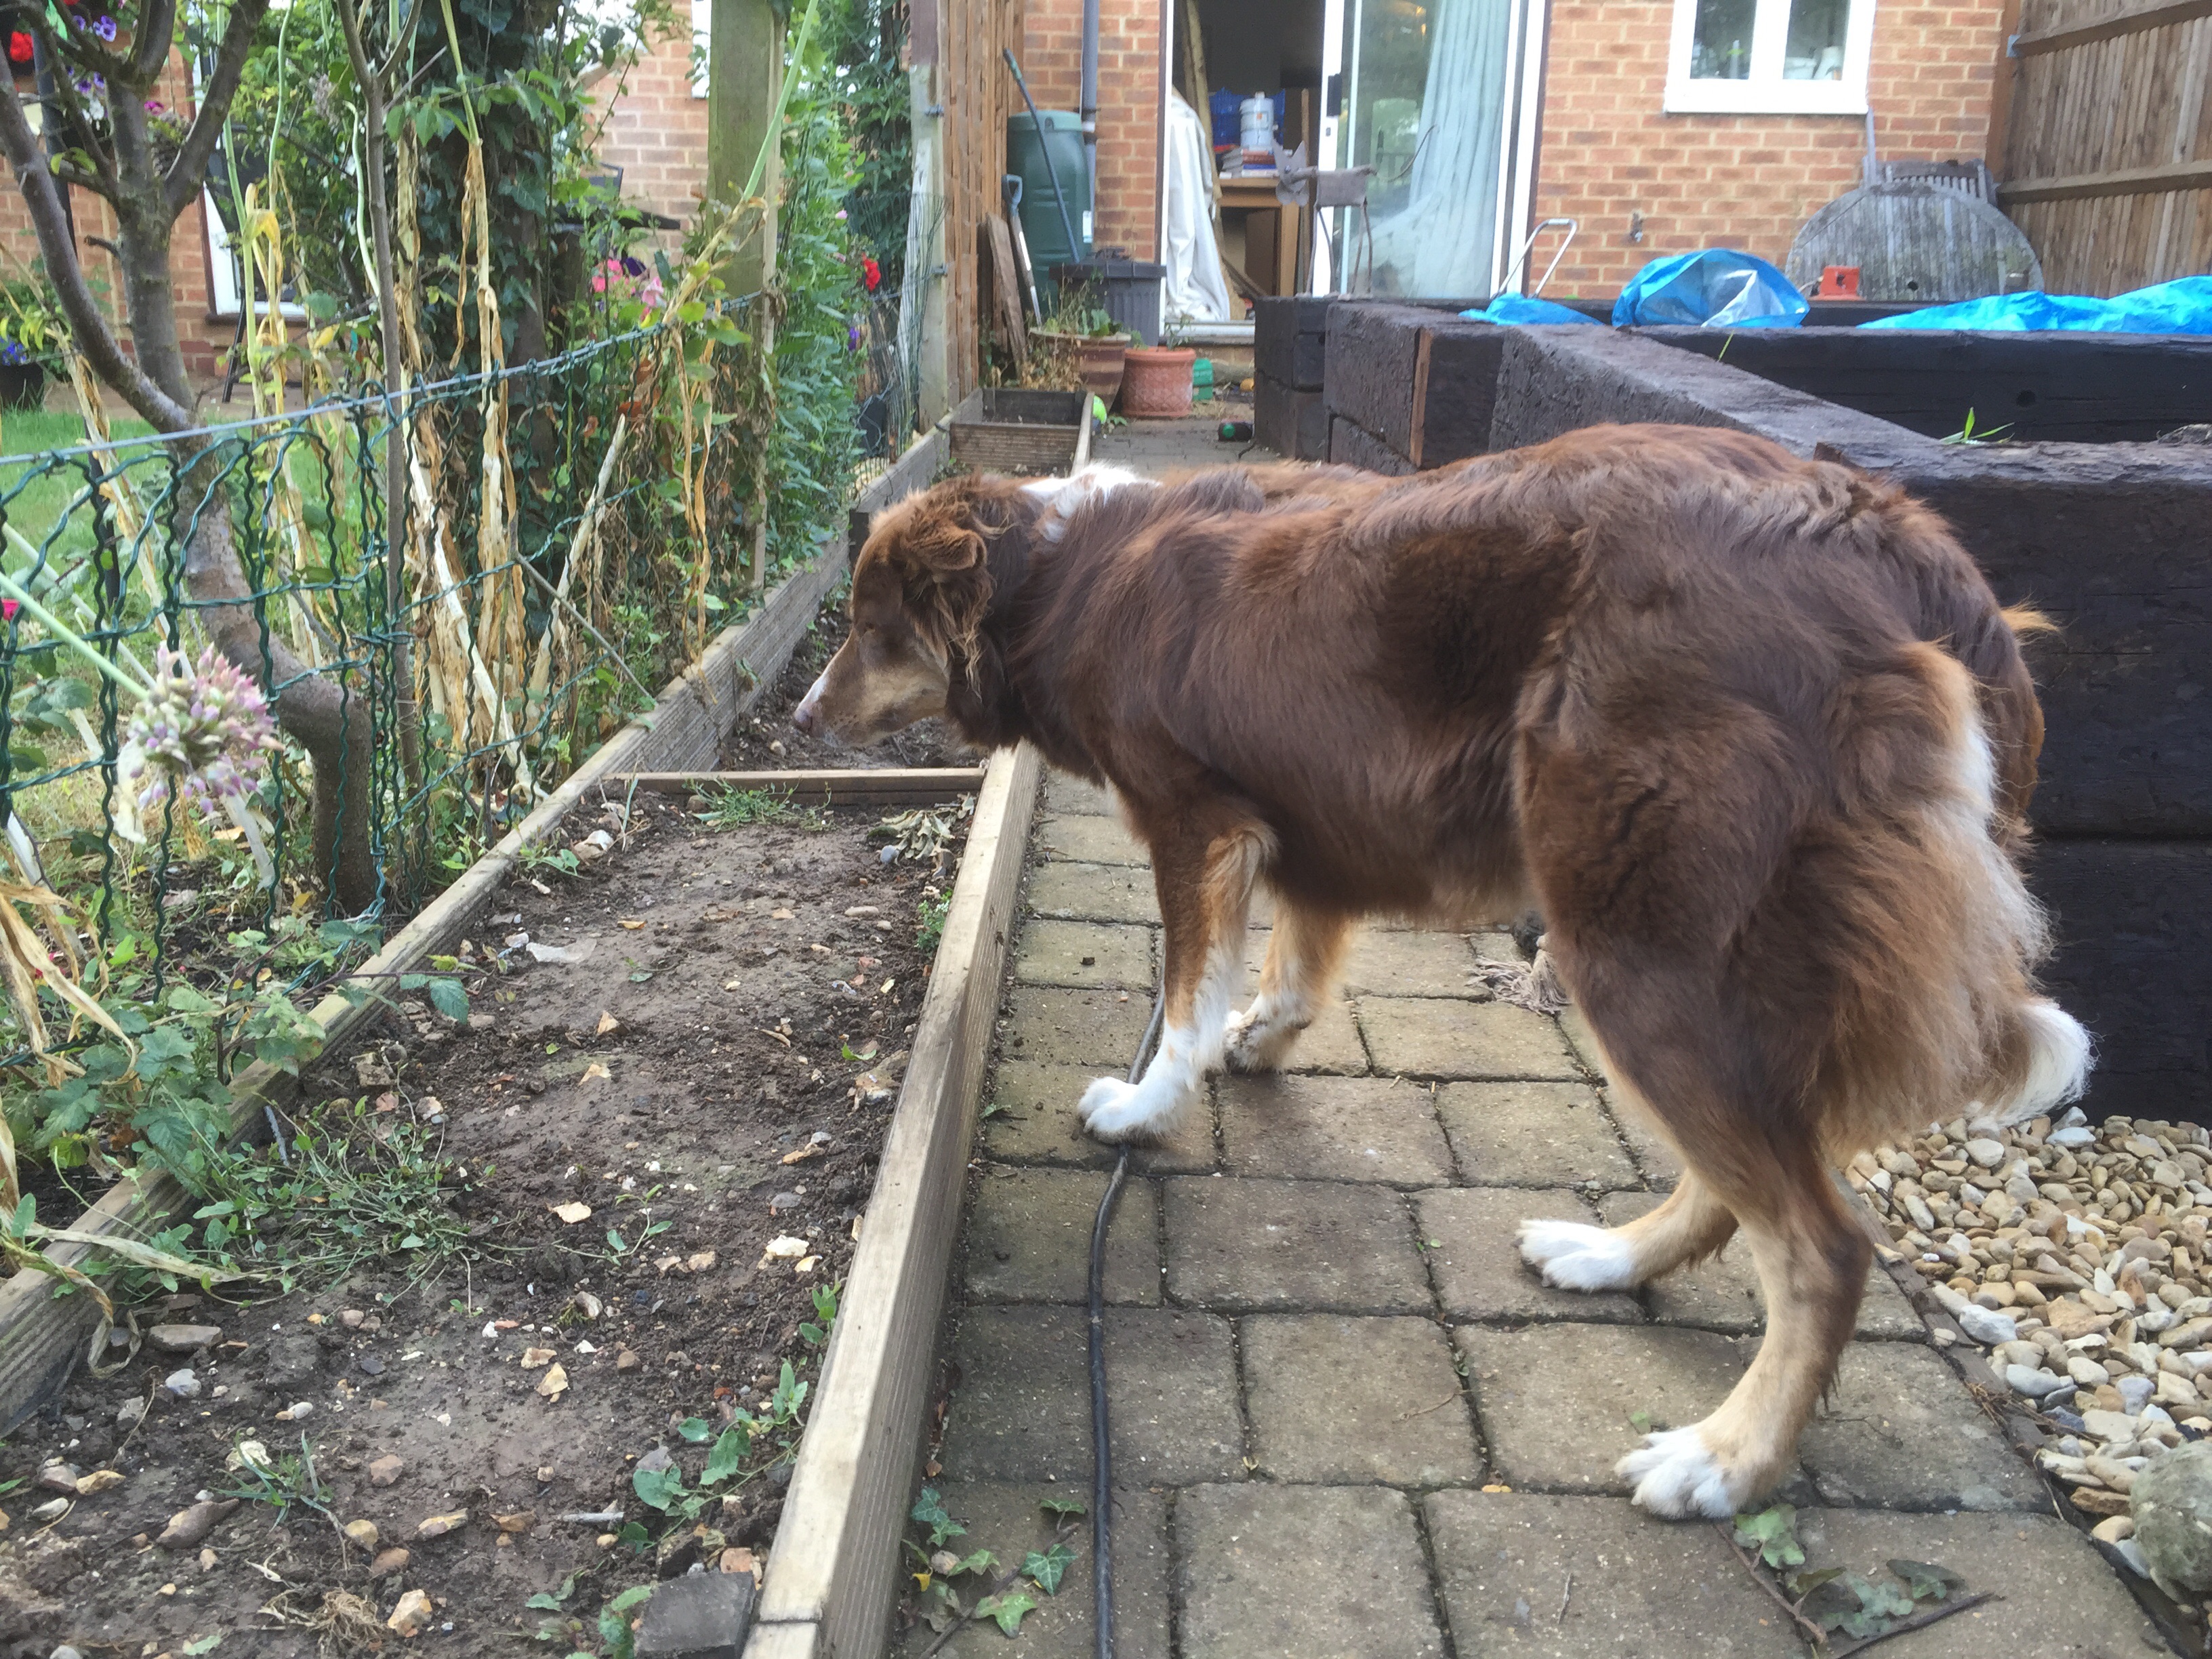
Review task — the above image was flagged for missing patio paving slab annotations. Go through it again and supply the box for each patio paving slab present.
[963,1166,1160,1305]
[1176,1483,1448,1659]
[1417,1187,1644,1324]
[1164,1176,1430,1313]
[937,1305,1245,1488]
[1795,1342,2045,1512]
[1217,1073,1454,1185]
[1241,1314,1483,1486]
[1013,919,1153,990]
[1423,1490,1805,1658]
[1437,1079,1640,1189]
[1003,985,1157,1069]
[1027,861,1158,924]
[1035,813,1148,865]
[1361,998,1583,1080]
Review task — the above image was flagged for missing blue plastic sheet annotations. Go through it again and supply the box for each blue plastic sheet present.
[1461,295,1603,326]
[1859,276,2212,334]
[1612,249,1809,329]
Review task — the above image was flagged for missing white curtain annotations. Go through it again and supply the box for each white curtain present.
[1366,0,1514,298]
[1163,92,1234,324]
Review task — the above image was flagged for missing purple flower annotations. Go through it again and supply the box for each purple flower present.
[93,14,116,40]
[145,99,164,113]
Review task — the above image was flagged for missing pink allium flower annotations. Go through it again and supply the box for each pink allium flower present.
[125,646,283,882]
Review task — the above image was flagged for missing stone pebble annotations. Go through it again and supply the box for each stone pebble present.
[1847,1105,2212,1583]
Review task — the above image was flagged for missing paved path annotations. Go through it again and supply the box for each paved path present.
[904,420,2153,1658]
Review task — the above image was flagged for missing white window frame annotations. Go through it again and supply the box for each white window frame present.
[1663,0,1875,116]
[691,0,710,99]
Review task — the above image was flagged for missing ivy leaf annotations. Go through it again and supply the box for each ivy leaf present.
[1801,1572,1914,1639]
[1783,1565,1846,1601]
[974,1590,1038,1637]
[1039,1497,1088,1518]
[1887,1559,1965,1603]
[1731,1504,1804,1571]
[947,1548,998,1577]
[910,1485,966,1549]
[1023,1541,1076,1595]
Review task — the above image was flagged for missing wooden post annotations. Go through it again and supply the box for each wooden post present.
[710,0,783,588]
[708,0,784,291]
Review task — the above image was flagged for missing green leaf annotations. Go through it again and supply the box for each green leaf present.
[1783,1566,1846,1601]
[911,1485,966,1548]
[1023,1541,1075,1594]
[632,1465,687,1512]
[527,1592,567,1610]
[1731,1504,1804,1571]
[947,1548,998,1577]
[182,1637,223,1656]
[1887,1559,1965,1603]
[975,1589,1038,1637]
[426,977,470,1022]
[702,1424,748,1485]
[617,1521,649,1553]
[678,1416,713,1443]
[1801,1572,1914,1639]
[1628,1410,1652,1435]
[1039,1497,1088,1518]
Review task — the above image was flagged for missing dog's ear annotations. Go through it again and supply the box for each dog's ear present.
[887,490,998,662]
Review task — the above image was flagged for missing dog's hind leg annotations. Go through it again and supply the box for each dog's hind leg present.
[1082,819,1270,1142]
[1518,1172,1737,1291]
[1224,901,1352,1073]
[1616,1160,1868,1518]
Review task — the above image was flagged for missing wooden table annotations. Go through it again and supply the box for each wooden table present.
[1216,176,1306,296]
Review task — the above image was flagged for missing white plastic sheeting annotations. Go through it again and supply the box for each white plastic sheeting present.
[1163,91,1233,325]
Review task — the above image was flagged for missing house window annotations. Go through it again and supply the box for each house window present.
[1665,0,1875,115]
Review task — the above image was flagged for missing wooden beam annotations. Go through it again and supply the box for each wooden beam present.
[745,744,1044,1659]
[617,768,987,806]
[1999,158,2212,203]
[2011,0,2212,54]
[707,0,783,292]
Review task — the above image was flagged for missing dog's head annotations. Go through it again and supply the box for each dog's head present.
[793,474,1028,745]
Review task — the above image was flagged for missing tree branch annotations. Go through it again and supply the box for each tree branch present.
[28,16,123,195]
[0,82,188,431]
[132,0,180,83]
[163,0,272,218]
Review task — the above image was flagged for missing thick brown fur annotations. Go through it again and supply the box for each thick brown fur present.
[794,423,2087,1517]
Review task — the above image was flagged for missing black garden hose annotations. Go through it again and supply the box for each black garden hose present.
[1087,982,1164,1659]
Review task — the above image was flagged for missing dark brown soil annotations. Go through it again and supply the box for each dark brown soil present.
[0,787,966,1656]
[718,592,976,772]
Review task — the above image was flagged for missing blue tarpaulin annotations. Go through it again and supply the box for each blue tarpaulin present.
[1612,249,1809,329]
[1858,276,2212,333]
[1460,295,1602,326]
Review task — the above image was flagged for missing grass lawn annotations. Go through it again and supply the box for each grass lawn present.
[0,406,163,568]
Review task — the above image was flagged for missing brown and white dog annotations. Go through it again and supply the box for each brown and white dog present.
[792,425,2090,1519]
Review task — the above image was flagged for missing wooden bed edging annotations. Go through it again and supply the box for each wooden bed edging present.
[743,741,1044,1659]
[0,426,954,1435]
[615,768,987,808]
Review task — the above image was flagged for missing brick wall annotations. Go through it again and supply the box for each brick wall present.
[1532,0,2004,298]
[1022,0,1160,258]
[0,54,235,392]
[593,16,710,229]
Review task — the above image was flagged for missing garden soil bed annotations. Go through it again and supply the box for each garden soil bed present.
[0,783,971,1656]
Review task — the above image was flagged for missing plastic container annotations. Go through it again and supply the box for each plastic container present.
[1006,111,1092,275]
[1048,258,1167,346]
[1240,93,1275,152]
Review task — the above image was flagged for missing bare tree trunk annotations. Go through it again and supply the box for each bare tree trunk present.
[0,0,382,912]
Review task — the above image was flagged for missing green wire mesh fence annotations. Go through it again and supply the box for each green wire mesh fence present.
[0,312,785,1015]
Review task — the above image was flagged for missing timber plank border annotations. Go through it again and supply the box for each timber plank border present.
[0,426,950,1435]
[743,742,1043,1659]
[617,768,987,808]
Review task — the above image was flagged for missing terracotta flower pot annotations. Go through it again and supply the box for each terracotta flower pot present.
[1119,346,1196,419]
[1035,329,1132,403]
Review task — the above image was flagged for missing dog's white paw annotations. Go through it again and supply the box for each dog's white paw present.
[1080,1075,1178,1143]
[1223,1004,1303,1073]
[1516,1218,1639,1291]
[1617,1425,1748,1519]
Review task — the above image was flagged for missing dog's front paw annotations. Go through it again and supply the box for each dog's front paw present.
[1080,1076,1172,1143]
[1516,1218,1639,1291]
[1617,1425,1750,1519]
[1224,1004,1303,1073]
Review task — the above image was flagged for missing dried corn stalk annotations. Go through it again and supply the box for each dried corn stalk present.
[0,880,128,1210]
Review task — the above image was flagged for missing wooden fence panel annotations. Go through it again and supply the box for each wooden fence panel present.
[1998,0,2212,291]
[922,0,1026,402]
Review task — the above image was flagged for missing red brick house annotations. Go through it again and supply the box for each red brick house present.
[988,0,2020,305]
